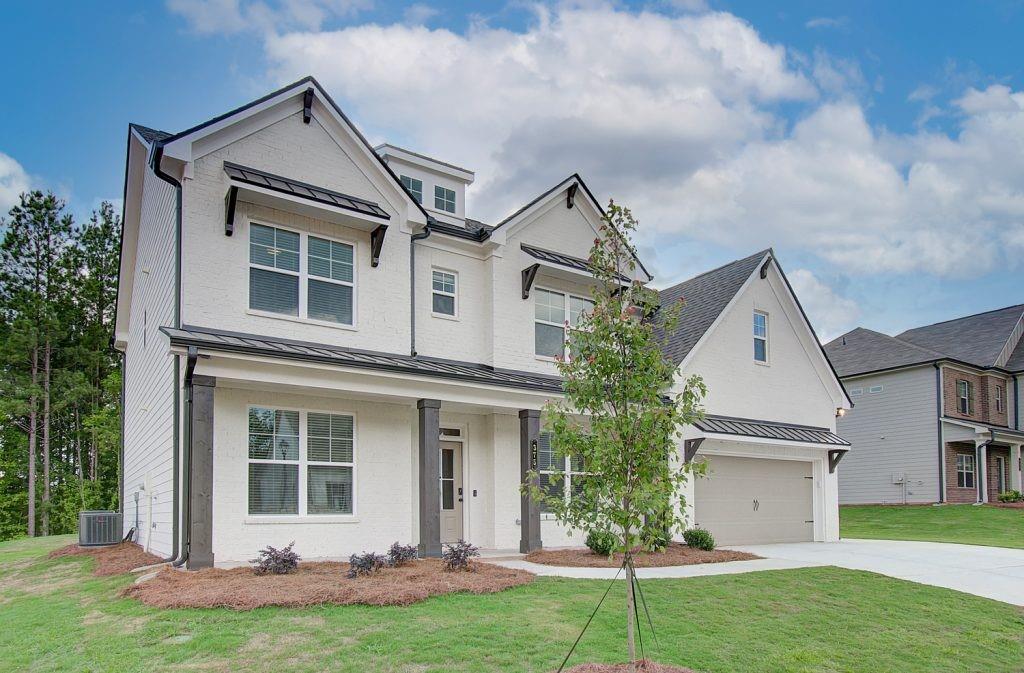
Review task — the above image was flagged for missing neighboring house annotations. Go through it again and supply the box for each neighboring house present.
[825,306,1024,505]
[115,77,849,568]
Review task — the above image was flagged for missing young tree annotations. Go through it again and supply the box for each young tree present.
[525,201,706,669]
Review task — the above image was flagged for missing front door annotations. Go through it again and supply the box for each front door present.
[439,440,464,543]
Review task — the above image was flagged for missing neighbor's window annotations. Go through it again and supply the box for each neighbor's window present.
[957,380,972,415]
[753,310,768,363]
[400,175,423,203]
[434,185,456,213]
[536,432,586,512]
[249,223,355,326]
[956,453,975,489]
[534,288,593,359]
[996,385,1004,413]
[431,269,457,317]
[248,406,356,516]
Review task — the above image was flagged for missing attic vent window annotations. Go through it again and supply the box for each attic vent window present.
[400,175,422,203]
[435,185,456,214]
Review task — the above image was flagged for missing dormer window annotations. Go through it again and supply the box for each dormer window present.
[434,186,456,213]
[400,175,422,203]
[753,310,768,363]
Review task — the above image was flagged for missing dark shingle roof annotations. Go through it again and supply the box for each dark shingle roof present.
[161,325,564,393]
[1005,338,1024,371]
[696,414,849,446]
[657,250,769,365]
[130,123,173,144]
[823,328,943,378]
[895,304,1024,369]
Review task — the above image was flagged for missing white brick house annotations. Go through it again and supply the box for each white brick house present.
[116,77,851,568]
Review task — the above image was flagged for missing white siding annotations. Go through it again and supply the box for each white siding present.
[837,367,939,504]
[122,166,178,557]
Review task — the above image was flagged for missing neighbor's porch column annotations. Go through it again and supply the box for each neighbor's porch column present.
[976,439,989,503]
[1011,444,1022,492]
[519,409,542,553]
[417,399,442,558]
[187,375,216,570]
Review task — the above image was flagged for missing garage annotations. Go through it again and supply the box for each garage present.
[693,455,814,545]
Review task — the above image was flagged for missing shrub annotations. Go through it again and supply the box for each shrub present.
[347,552,387,578]
[585,529,617,557]
[250,541,300,575]
[683,527,715,551]
[650,529,671,552]
[386,542,418,567]
[997,490,1023,503]
[442,540,479,571]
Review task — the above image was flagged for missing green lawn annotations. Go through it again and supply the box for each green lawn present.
[841,504,1024,549]
[2,536,1022,673]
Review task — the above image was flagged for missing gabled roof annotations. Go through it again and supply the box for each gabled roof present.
[129,123,172,144]
[895,304,1024,369]
[823,328,944,378]
[658,250,769,366]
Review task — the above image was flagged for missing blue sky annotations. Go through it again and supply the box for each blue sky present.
[2,0,1022,341]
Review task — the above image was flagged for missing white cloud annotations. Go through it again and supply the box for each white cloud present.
[805,16,846,29]
[0,152,31,215]
[402,3,438,26]
[786,269,860,342]
[167,0,371,35]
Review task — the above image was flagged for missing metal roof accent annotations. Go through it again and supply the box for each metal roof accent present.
[223,162,390,220]
[520,243,630,282]
[161,325,564,394]
[695,414,850,446]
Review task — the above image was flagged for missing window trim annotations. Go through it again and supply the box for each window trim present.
[430,267,459,320]
[537,432,587,514]
[753,310,769,365]
[533,285,593,361]
[400,175,423,203]
[247,220,358,330]
[434,185,456,213]
[246,404,358,519]
[995,385,1004,413]
[956,379,972,415]
[955,452,975,489]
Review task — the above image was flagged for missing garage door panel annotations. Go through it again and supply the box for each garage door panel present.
[694,455,814,546]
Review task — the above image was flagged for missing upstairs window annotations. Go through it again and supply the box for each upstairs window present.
[431,269,457,317]
[307,236,354,325]
[400,175,423,203]
[434,185,456,213]
[956,453,975,489]
[996,385,1004,413]
[250,224,300,316]
[753,310,768,363]
[957,379,972,415]
[534,288,593,359]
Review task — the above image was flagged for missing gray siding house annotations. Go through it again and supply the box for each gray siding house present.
[825,305,1024,504]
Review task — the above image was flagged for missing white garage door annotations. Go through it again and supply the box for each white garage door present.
[693,455,814,545]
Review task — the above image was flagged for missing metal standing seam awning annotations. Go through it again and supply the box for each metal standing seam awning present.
[520,243,632,299]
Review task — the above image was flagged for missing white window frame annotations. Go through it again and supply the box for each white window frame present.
[430,268,458,319]
[434,185,456,213]
[247,221,358,330]
[534,286,593,361]
[537,432,587,516]
[956,453,975,489]
[753,310,769,364]
[868,385,884,394]
[957,379,972,415]
[996,385,1003,413]
[246,405,358,520]
[400,175,423,203]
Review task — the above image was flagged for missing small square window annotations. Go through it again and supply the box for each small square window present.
[400,175,423,203]
[434,185,456,213]
[431,269,457,317]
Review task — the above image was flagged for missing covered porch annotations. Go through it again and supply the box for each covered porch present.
[941,417,1024,504]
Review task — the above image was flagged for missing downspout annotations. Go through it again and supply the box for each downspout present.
[935,363,945,502]
[409,222,433,356]
[118,351,125,517]
[149,143,185,565]
[174,346,199,568]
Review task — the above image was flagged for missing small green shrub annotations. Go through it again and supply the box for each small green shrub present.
[997,490,1023,503]
[585,529,617,557]
[683,527,715,551]
[650,529,671,552]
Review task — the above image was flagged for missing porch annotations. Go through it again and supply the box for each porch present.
[942,417,1024,504]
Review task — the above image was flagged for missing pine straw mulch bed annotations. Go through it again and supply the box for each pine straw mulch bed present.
[526,543,759,568]
[48,542,163,576]
[989,502,1024,509]
[562,660,697,672]
[123,559,534,609]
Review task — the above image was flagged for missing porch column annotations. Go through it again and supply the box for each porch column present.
[187,375,216,570]
[1011,444,1022,492]
[519,409,542,553]
[976,439,989,503]
[417,399,442,558]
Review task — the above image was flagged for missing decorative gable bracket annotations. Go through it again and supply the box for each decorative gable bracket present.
[522,263,541,300]
[566,182,578,209]
[827,448,848,474]
[370,224,388,268]
[683,438,705,463]
[224,185,238,236]
[302,88,314,124]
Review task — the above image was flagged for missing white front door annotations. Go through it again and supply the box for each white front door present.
[439,440,464,543]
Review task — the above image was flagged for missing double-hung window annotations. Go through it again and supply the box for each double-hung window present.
[753,311,768,363]
[957,380,972,414]
[400,175,423,203]
[996,385,1004,413]
[431,269,457,317]
[247,406,355,516]
[536,432,586,511]
[534,288,593,359]
[434,185,456,213]
[956,453,975,489]
[250,223,355,326]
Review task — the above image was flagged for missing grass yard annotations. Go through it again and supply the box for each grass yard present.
[841,504,1024,549]
[2,536,1022,673]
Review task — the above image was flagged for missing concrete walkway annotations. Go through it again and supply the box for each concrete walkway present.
[489,539,1024,606]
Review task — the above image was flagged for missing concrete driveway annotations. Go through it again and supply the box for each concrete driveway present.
[729,539,1024,606]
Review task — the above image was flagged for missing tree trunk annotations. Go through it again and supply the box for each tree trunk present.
[27,346,38,537]
[626,553,637,671]
[42,338,51,537]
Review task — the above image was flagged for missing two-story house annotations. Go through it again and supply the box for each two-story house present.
[825,306,1024,505]
[116,77,850,568]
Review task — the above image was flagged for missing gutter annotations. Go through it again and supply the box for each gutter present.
[174,346,199,568]
[409,221,434,356]
[149,143,185,565]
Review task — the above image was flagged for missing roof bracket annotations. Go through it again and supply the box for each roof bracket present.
[828,448,848,474]
[683,438,705,463]
[370,224,388,268]
[224,185,238,236]
[522,263,541,300]
[302,88,314,124]
[566,183,578,209]
[759,256,772,279]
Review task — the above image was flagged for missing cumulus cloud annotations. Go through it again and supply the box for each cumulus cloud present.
[786,269,860,342]
[0,152,31,215]
[402,3,438,26]
[167,0,371,35]
[805,16,847,29]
